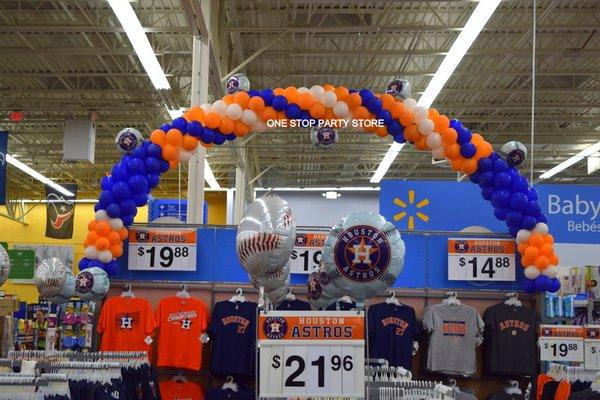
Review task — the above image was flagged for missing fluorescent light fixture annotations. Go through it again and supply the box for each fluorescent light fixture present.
[6,155,75,197]
[370,0,502,183]
[106,0,171,90]
[204,159,220,189]
[254,187,380,192]
[322,191,341,200]
[540,141,600,180]
[588,152,600,175]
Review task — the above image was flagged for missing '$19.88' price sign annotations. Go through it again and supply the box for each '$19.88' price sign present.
[539,325,585,363]
[127,227,197,272]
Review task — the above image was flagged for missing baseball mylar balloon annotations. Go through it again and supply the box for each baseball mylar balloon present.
[236,194,296,278]
[250,261,291,292]
[0,246,10,287]
[35,257,70,298]
[321,212,405,301]
[75,267,110,301]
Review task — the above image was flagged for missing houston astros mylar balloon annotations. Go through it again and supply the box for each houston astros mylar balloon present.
[321,212,405,301]
[311,126,338,149]
[307,264,345,309]
[500,140,527,167]
[75,267,110,301]
[0,245,10,287]
[236,194,296,278]
[35,257,70,298]
[115,127,143,153]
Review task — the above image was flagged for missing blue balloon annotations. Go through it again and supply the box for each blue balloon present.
[393,133,406,143]
[225,133,236,141]
[201,128,216,144]
[259,89,274,106]
[271,95,288,111]
[100,176,114,191]
[525,201,541,216]
[478,172,495,188]
[112,181,131,201]
[132,194,148,207]
[359,88,374,100]
[492,158,509,173]
[366,97,382,114]
[510,176,529,193]
[94,203,104,212]
[300,110,311,121]
[88,259,108,270]
[142,140,151,149]
[187,121,204,138]
[78,258,91,271]
[460,143,477,158]
[494,208,508,221]
[491,190,511,208]
[449,119,462,131]
[469,172,480,184]
[145,157,161,174]
[128,174,148,194]
[489,152,500,161]
[548,278,561,293]
[214,134,226,145]
[128,158,146,175]
[537,213,548,223]
[535,275,552,292]
[493,172,512,189]
[506,210,523,228]
[527,187,539,201]
[99,190,116,207]
[456,128,472,145]
[522,216,537,230]
[106,203,122,218]
[104,260,120,276]
[481,186,495,201]
[119,199,137,216]
[510,192,529,210]
[508,226,519,237]
[388,120,402,136]
[147,143,163,159]
[172,117,188,133]
[159,160,170,173]
[160,124,172,132]
[122,215,134,227]
[377,109,392,125]
[147,174,160,189]
[478,157,493,172]
[111,164,130,182]
[285,104,302,119]
[523,278,536,294]
[132,146,147,160]
[248,89,260,97]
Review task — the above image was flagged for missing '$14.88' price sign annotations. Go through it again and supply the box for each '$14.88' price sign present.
[128,227,197,272]
[448,238,516,281]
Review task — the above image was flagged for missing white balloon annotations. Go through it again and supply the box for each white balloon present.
[109,218,123,232]
[426,132,442,149]
[418,119,435,136]
[84,246,99,260]
[212,100,228,117]
[322,91,337,108]
[179,150,192,162]
[35,257,69,297]
[310,85,325,99]
[241,109,258,127]
[298,86,310,93]
[403,98,417,111]
[255,122,268,133]
[98,250,113,264]
[516,229,532,243]
[543,266,558,279]
[95,210,109,221]
[200,103,211,113]
[413,106,428,123]
[432,147,445,159]
[534,223,549,235]
[524,266,541,279]
[227,103,243,120]
[333,101,350,118]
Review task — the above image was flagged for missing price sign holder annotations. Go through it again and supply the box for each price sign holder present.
[539,325,585,363]
[290,229,327,274]
[258,310,365,398]
[448,237,516,281]
[127,226,197,271]
[584,325,600,370]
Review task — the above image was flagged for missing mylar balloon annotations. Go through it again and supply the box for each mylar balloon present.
[75,267,110,301]
[35,257,69,298]
[321,212,405,301]
[225,73,250,94]
[310,127,338,149]
[0,245,10,287]
[386,78,411,100]
[236,194,296,277]
[115,127,143,154]
[500,141,527,167]
[306,265,345,309]
[251,261,291,292]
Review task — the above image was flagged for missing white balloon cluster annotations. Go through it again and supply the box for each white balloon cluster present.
[236,194,296,305]
[0,245,10,287]
[83,209,124,264]
[299,85,352,120]
[200,100,267,136]
[516,222,558,280]
[400,98,446,159]
[35,258,76,305]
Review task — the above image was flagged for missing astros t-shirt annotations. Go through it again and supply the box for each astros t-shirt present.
[155,296,210,370]
[97,296,157,351]
[160,380,204,400]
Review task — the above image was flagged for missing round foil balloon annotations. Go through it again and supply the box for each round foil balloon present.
[310,127,338,149]
[35,257,69,298]
[0,245,10,287]
[76,267,110,301]
[307,265,345,309]
[48,293,72,305]
[386,78,411,99]
[225,73,250,94]
[236,194,296,277]
[500,141,527,167]
[321,212,405,301]
[251,261,290,292]
[115,127,143,153]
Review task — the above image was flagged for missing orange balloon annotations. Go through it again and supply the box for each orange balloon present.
[353,106,370,121]
[399,110,414,127]
[441,128,458,144]
[403,125,419,142]
[323,83,335,91]
[380,93,395,110]
[476,141,493,158]
[517,243,528,254]
[234,121,250,137]
[87,231,100,245]
[540,243,554,257]
[96,221,111,236]
[107,231,120,245]
[204,112,221,129]
[389,102,404,119]
[334,86,349,101]
[87,220,97,232]
[535,256,550,269]
[109,244,123,258]
[297,93,316,110]
[219,117,235,134]
[376,126,388,137]
[462,158,478,175]
[184,107,204,122]
[521,256,534,267]
[309,102,326,119]
[260,106,277,122]
[445,144,462,160]
[415,136,429,151]
[119,228,128,241]
[233,92,250,108]
[150,129,167,146]
[550,254,559,265]
[84,238,92,248]
[543,234,555,245]
[524,246,540,260]
[200,141,213,149]
[428,108,440,121]
[182,135,199,151]
[471,133,484,145]
[450,158,464,171]
[248,96,265,113]
[166,129,183,146]
[323,109,336,121]
[434,115,450,132]
[273,87,284,95]
[283,86,299,103]
[345,93,362,110]
[169,160,178,170]
[162,144,179,162]
[95,237,110,251]
[222,94,234,105]
[528,233,545,248]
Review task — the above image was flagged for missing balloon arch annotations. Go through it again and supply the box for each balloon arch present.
[78,84,560,294]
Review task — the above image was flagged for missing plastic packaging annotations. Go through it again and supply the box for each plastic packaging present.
[545,293,556,318]
[554,295,564,318]
[564,295,576,318]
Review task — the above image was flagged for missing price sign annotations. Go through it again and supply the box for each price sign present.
[290,230,327,274]
[584,326,600,369]
[127,227,196,271]
[539,325,585,362]
[448,237,516,281]
[259,311,364,398]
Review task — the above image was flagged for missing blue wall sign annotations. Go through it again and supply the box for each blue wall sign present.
[148,198,207,224]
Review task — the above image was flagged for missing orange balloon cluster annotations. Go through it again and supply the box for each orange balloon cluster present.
[150,127,199,170]
[84,220,128,259]
[518,233,560,269]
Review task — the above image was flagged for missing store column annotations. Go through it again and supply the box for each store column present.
[233,148,246,224]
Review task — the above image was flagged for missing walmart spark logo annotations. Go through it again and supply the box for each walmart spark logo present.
[393,190,430,230]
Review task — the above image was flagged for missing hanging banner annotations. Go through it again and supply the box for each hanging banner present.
[0,131,7,205]
[45,183,77,239]
[290,229,327,274]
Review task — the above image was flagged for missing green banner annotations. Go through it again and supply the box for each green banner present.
[7,249,35,279]
[0,242,7,251]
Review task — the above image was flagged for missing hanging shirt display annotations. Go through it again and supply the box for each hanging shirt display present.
[208,301,257,376]
[422,303,484,376]
[483,303,539,376]
[160,380,204,400]
[206,387,254,400]
[275,299,311,311]
[97,296,156,351]
[326,300,356,311]
[367,302,419,370]
[155,296,210,371]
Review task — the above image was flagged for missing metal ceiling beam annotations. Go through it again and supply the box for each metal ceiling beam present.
[0,26,188,33]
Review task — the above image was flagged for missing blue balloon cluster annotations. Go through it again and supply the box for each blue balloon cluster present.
[357,89,405,143]
[523,275,560,294]
[78,257,120,276]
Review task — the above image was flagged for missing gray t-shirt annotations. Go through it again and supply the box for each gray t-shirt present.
[422,303,484,376]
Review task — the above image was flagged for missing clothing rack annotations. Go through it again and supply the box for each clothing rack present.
[7,350,147,360]
[365,380,456,399]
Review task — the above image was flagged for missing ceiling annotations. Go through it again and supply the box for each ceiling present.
[1,0,599,198]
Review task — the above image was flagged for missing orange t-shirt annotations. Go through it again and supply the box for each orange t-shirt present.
[155,296,210,370]
[160,380,203,400]
[97,296,157,351]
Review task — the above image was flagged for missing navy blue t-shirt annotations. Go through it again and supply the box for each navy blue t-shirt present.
[326,300,356,311]
[206,387,254,400]
[276,299,311,311]
[367,302,419,370]
[208,301,257,376]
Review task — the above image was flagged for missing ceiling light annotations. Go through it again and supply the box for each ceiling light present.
[106,0,171,90]
[540,141,600,180]
[254,187,380,192]
[204,159,220,189]
[588,152,600,175]
[6,155,74,197]
[370,0,502,183]
[322,191,341,200]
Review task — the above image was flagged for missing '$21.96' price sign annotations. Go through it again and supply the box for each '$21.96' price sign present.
[127,227,196,271]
